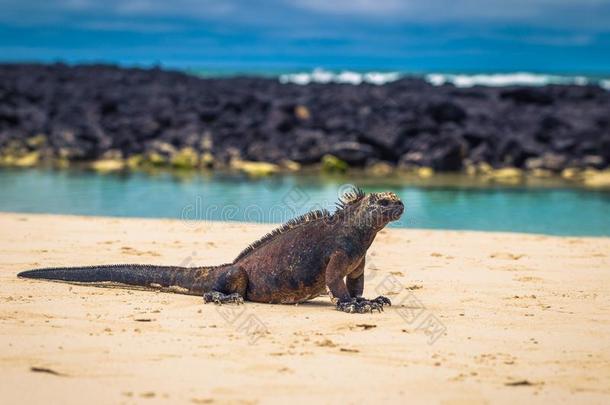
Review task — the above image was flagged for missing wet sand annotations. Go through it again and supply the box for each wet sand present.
[1,213,609,404]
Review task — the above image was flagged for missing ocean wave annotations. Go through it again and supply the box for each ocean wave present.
[425,72,591,88]
[279,69,609,90]
[279,68,400,85]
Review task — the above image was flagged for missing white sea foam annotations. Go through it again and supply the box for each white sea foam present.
[424,72,590,88]
[364,71,400,85]
[279,68,400,85]
[279,69,609,90]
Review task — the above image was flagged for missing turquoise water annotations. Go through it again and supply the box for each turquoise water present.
[0,169,609,236]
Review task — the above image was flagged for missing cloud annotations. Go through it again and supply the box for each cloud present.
[523,33,595,47]
[2,0,610,30]
[79,20,182,32]
[110,0,236,18]
[290,0,405,16]
[287,0,610,30]
[0,0,609,70]
[0,0,237,25]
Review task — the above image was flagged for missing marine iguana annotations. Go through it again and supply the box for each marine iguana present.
[18,188,404,313]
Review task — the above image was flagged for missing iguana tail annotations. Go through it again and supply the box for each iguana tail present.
[17,264,214,296]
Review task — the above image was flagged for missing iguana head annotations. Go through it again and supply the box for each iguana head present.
[338,188,404,229]
[365,191,404,227]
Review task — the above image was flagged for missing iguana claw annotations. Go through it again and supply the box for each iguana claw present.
[355,296,392,307]
[203,291,244,305]
[372,296,392,306]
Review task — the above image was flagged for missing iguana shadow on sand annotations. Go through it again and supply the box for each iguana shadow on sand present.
[19,187,404,314]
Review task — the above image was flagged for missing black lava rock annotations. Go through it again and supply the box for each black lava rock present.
[1,63,609,171]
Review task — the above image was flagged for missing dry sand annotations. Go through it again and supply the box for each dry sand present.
[0,212,609,404]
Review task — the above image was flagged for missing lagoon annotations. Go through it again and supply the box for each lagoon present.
[0,168,609,236]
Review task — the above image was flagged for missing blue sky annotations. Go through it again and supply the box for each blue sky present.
[1,0,609,72]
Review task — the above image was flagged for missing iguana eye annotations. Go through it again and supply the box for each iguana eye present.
[378,199,389,206]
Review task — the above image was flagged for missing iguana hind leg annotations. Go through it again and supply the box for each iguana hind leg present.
[202,265,248,305]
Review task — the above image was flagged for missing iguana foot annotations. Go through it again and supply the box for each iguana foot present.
[336,298,383,314]
[203,291,244,305]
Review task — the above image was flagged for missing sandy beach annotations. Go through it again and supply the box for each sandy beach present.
[1,212,609,404]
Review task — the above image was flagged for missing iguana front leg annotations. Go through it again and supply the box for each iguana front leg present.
[346,257,365,298]
[326,252,387,314]
[346,257,392,311]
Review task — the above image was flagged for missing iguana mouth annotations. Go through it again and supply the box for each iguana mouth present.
[389,201,404,220]
[380,200,403,221]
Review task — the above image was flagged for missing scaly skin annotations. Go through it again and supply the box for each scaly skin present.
[18,188,404,313]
